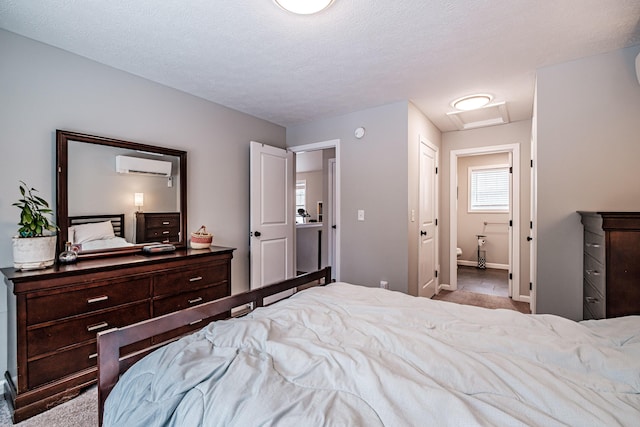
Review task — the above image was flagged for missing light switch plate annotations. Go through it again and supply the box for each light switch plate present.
[357,210,365,221]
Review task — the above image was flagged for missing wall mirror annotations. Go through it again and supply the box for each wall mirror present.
[56,130,187,257]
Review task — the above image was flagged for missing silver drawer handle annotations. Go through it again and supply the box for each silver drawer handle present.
[87,321,109,332]
[189,297,203,304]
[585,243,601,248]
[189,319,203,326]
[89,353,97,360]
[162,221,170,225]
[87,295,109,304]
[585,296,600,304]
[189,276,203,282]
[585,270,601,276]
[162,231,170,235]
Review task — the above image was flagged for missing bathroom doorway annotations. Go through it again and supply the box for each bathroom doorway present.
[448,144,521,300]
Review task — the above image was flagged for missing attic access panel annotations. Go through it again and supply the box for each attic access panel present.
[447,102,510,130]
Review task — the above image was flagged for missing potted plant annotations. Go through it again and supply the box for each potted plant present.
[12,181,58,270]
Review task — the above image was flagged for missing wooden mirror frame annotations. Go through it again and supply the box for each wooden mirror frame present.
[56,130,187,257]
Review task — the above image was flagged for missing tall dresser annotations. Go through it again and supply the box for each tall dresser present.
[1,246,234,423]
[578,212,640,320]
[135,212,181,244]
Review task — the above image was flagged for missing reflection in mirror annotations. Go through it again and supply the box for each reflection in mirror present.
[56,130,187,257]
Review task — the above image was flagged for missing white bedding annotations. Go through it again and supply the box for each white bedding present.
[104,283,640,426]
[78,236,133,251]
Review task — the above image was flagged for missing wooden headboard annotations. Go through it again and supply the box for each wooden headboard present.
[68,214,125,237]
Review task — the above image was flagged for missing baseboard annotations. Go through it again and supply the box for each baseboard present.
[438,283,452,291]
[457,260,509,270]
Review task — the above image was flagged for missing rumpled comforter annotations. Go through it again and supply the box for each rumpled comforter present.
[104,283,640,426]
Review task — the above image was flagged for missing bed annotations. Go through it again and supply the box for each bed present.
[97,268,640,426]
[68,214,135,251]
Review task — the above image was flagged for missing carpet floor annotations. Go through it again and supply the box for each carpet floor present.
[0,386,97,427]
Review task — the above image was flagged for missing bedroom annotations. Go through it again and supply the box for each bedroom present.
[1,1,640,424]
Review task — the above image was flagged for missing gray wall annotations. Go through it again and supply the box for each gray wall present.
[441,120,532,298]
[536,45,640,320]
[0,30,285,379]
[287,101,442,295]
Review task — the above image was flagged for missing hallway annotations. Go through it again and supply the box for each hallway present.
[433,266,530,314]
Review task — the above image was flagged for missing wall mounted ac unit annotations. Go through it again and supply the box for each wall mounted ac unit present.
[116,155,172,177]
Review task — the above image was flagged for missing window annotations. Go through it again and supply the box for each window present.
[468,165,509,212]
[296,180,306,223]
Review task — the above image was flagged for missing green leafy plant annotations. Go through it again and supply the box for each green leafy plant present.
[12,181,57,238]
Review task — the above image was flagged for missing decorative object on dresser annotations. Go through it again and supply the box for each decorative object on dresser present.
[190,225,213,249]
[578,211,640,319]
[135,212,181,244]
[11,181,58,270]
[1,246,234,423]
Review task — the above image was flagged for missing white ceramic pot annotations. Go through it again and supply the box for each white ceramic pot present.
[12,235,57,270]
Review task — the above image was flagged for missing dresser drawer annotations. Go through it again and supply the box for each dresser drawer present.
[144,227,180,242]
[583,253,605,295]
[153,283,228,317]
[584,230,605,262]
[154,262,229,296]
[28,336,149,389]
[27,302,150,358]
[583,279,605,319]
[27,277,151,325]
[145,215,180,229]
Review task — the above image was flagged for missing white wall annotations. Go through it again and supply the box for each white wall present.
[0,30,285,378]
[441,120,532,298]
[536,45,640,320]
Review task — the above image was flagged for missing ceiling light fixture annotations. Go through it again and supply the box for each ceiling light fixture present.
[452,94,493,111]
[274,0,334,15]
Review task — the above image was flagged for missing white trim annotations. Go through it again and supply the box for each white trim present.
[449,143,522,301]
[289,140,341,281]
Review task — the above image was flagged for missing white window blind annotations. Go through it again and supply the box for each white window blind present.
[469,166,509,212]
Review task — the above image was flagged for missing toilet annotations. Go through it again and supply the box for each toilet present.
[456,247,462,258]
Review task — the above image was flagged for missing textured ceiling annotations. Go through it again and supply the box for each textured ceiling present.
[1,1,639,132]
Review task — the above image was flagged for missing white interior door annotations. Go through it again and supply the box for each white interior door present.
[250,141,294,296]
[419,138,438,298]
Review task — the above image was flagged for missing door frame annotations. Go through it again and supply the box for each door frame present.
[289,139,341,281]
[448,143,522,300]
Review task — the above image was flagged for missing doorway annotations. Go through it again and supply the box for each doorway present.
[290,140,340,281]
[448,144,521,300]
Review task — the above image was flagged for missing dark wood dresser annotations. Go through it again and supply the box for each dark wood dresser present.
[1,246,234,423]
[578,212,640,320]
[135,212,181,244]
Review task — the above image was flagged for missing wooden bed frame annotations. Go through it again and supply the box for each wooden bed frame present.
[68,214,126,237]
[96,267,332,425]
